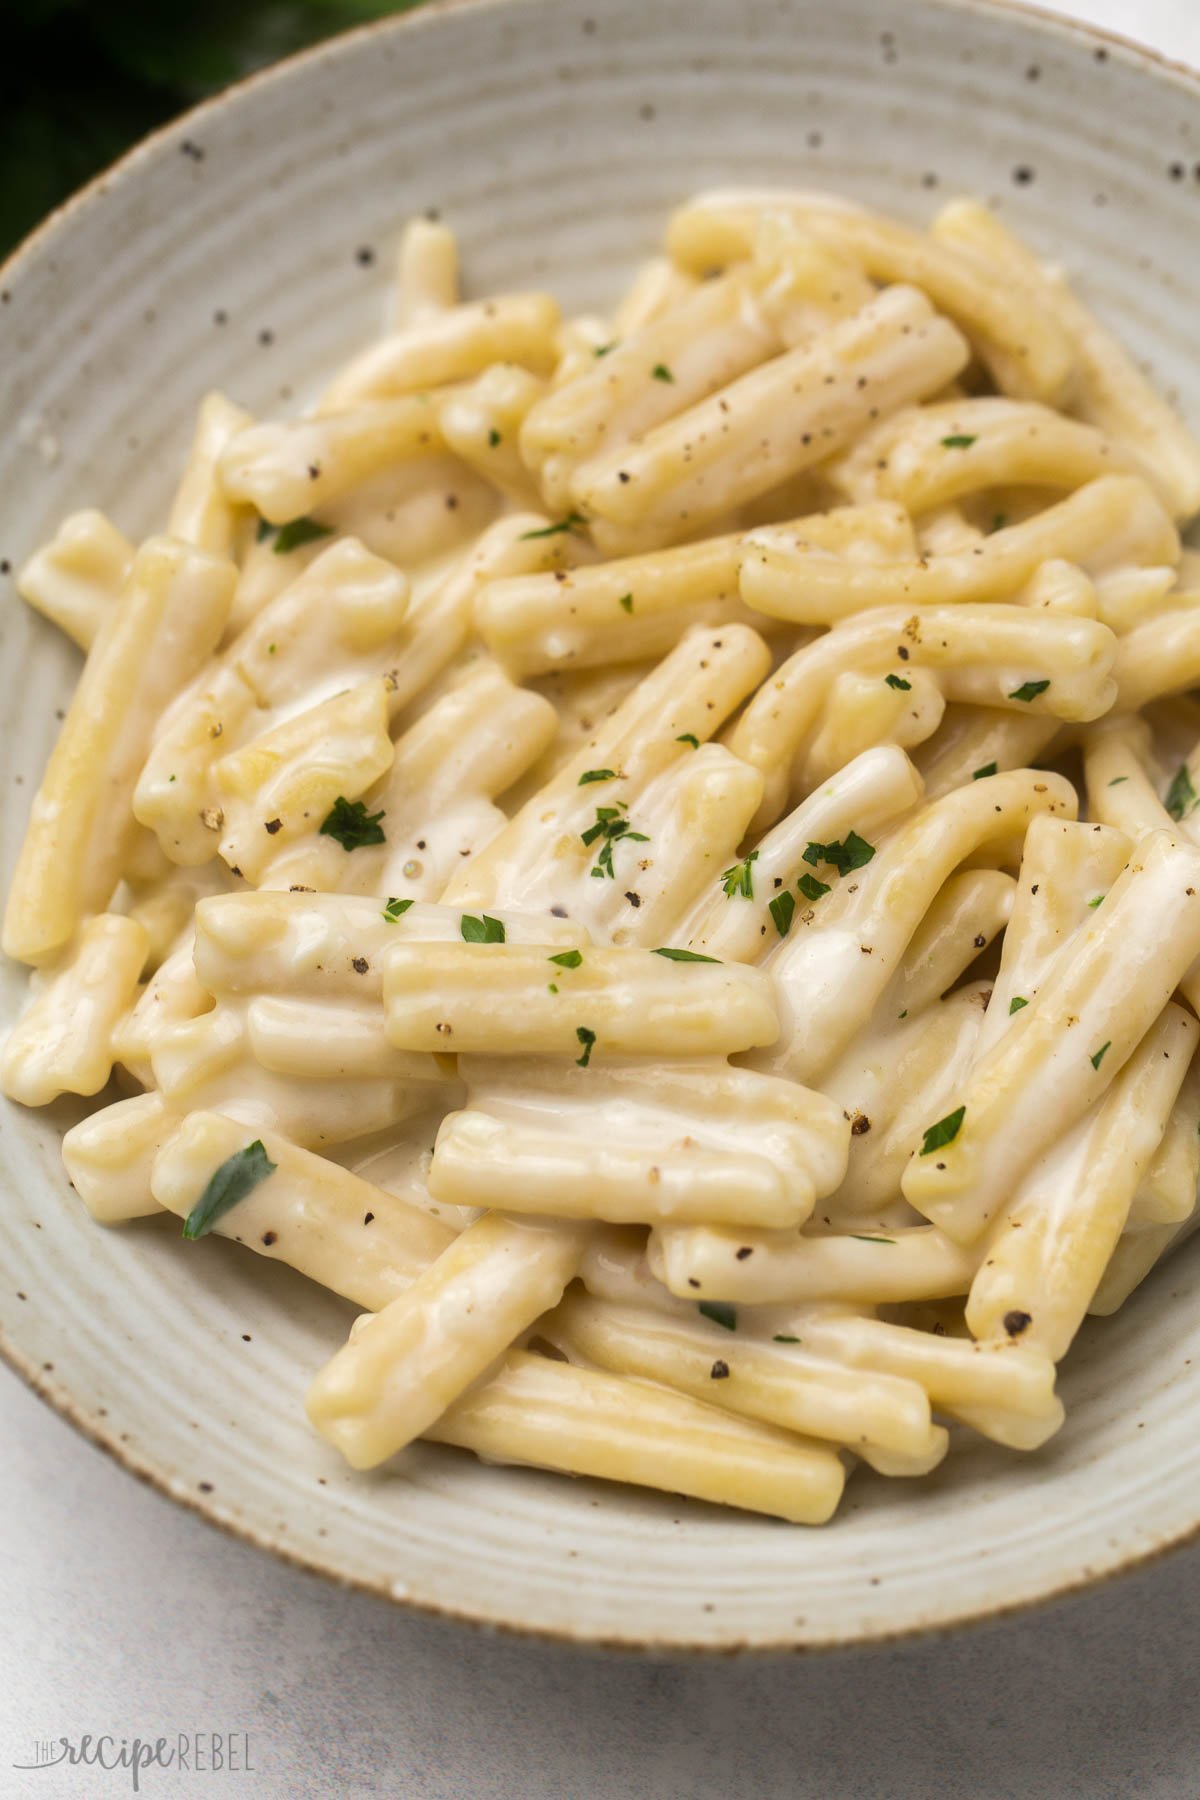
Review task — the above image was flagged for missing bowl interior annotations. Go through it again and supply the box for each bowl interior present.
[3,0,1200,1650]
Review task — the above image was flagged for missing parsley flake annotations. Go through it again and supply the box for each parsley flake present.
[654,947,719,962]
[919,1105,966,1156]
[618,593,634,613]
[578,769,617,785]
[699,1301,736,1330]
[941,434,978,448]
[593,341,618,357]
[1090,1041,1112,1070]
[460,914,506,944]
[1009,679,1051,703]
[773,1334,800,1344]
[885,672,912,690]
[802,832,875,877]
[319,796,386,850]
[769,891,796,938]
[1166,763,1198,821]
[1009,996,1028,1014]
[575,1025,596,1066]
[651,362,675,383]
[721,851,759,899]
[519,512,587,540]
[675,733,700,748]
[580,801,648,878]
[797,872,830,903]
[272,517,334,556]
[487,428,502,447]
[1108,776,1129,787]
[181,1140,277,1240]
[382,896,414,922]
[973,762,998,780]
[850,1234,896,1245]
[549,949,583,969]
[1088,894,1105,909]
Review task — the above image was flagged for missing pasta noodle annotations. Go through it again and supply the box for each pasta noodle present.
[7,188,1200,1527]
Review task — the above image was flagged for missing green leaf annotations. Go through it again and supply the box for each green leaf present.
[972,763,998,780]
[578,769,617,785]
[885,673,912,690]
[1008,679,1051,703]
[593,341,618,357]
[720,852,759,899]
[1009,996,1028,1014]
[618,593,634,613]
[319,796,386,850]
[382,896,414,922]
[651,363,675,383]
[797,873,830,903]
[461,913,506,944]
[850,1234,896,1245]
[802,832,875,877]
[989,512,1008,534]
[273,516,334,555]
[940,434,978,448]
[769,891,796,938]
[487,428,502,447]
[519,512,586,540]
[1166,763,1198,821]
[549,949,582,969]
[699,1301,737,1331]
[1088,894,1105,909]
[1090,1041,1112,1071]
[654,947,719,962]
[575,1025,596,1067]
[182,1140,276,1241]
[1108,776,1129,787]
[919,1105,966,1156]
[675,733,700,748]
[772,1334,800,1344]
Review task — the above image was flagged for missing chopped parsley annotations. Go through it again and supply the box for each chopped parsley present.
[460,913,506,944]
[1108,776,1129,787]
[885,673,912,691]
[919,1105,966,1156]
[181,1140,277,1241]
[549,949,583,969]
[1166,763,1198,821]
[769,891,796,938]
[382,896,414,922]
[721,851,759,899]
[1090,1041,1112,1071]
[940,434,978,448]
[773,1334,800,1344]
[487,427,502,447]
[618,593,634,613]
[319,796,386,850]
[850,1234,896,1245]
[654,946,719,962]
[580,801,648,879]
[1088,894,1105,909]
[575,1025,596,1067]
[675,733,700,748]
[651,362,675,383]
[519,512,586,540]
[1009,996,1028,1014]
[272,516,334,556]
[802,831,875,877]
[797,872,830,903]
[255,517,274,544]
[593,340,618,357]
[989,512,1008,534]
[1008,679,1051,703]
[579,768,617,785]
[699,1301,737,1331]
[973,762,998,780]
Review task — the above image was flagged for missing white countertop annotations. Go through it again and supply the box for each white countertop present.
[6,5,1200,1796]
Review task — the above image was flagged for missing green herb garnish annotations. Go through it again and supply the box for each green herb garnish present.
[460,913,506,944]
[850,1234,896,1244]
[181,1140,277,1241]
[802,832,875,877]
[721,851,759,899]
[487,428,502,447]
[575,1026,596,1067]
[1090,1041,1112,1071]
[519,512,587,540]
[593,341,618,357]
[769,891,796,938]
[973,763,998,780]
[699,1301,737,1331]
[675,733,700,748]
[919,1105,966,1156]
[382,896,414,922]
[1088,894,1105,909]
[797,873,830,903]
[941,434,978,448]
[580,801,648,879]
[272,517,334,556]
[1166,763,1198,821]
[885,673,912,690]
[256,518,275,544]
[578,769,617,785]
[772,1334,800,1344]
[1009,679,1051,703]
[319,796,386,850]
[618,593,634,613]
[654,947,719,962]
[1009,996,1028,1014]
[549,949,583,969]
[651,362,675,383]
[989,512,1008,534]
[1108,776,1129,787]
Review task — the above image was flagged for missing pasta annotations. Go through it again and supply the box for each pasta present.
[8,190,1200,1527]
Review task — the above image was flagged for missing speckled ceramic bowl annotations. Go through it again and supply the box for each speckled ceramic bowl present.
[5,0,1200,1652]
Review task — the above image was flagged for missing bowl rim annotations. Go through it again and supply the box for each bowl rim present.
[4,0,1200,1656]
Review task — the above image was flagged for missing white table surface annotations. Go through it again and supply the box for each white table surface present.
[7,4,1200,1796]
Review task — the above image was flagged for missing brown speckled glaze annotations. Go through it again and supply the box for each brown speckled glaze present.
[4,0,1200,1653]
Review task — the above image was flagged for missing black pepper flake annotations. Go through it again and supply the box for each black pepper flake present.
[198,1481,214,1493]
[1013,165,1035,185]
[356,245,376,266]
[624,890,642,907]
[363,1211,375,1225]
[550,904,568,918]
[850,1114,871,1136]
[688,1277,701,1289]
[973,933,986,948]
[736,1246,754,1260]
[1003,1309,1033,1337]
[264,817,283,834]
[258,328,275,346]
[710,1359,730,1380]
[352,956,369,974]
[262,1230,277,1246]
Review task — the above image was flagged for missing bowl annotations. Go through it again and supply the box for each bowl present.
[5,0,1200,1652]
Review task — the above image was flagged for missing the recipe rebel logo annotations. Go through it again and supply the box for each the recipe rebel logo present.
[12,1732,256,1790]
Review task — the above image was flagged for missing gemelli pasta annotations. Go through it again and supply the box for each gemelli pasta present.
[8,188,1200,1526]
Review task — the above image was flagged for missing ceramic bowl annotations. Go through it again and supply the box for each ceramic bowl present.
[4,0,1200,1652]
